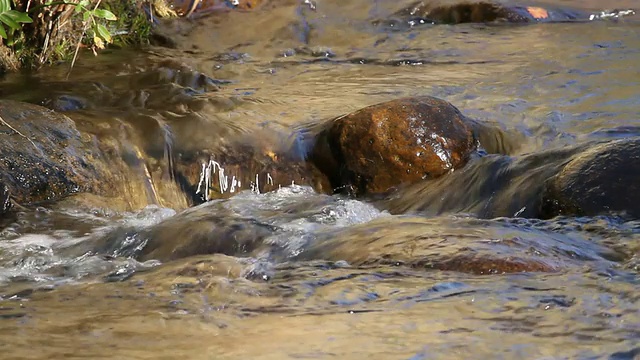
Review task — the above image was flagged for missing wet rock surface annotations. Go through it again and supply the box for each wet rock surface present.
[4,88,638,223]
[542,137,640,219]
[0,100,115,207]
[310,96,476,196]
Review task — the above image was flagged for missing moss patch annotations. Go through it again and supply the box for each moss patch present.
[103,0,153,48]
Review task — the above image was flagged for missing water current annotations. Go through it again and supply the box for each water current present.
[0,0,639,358]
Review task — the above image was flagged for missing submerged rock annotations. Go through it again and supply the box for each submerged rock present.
[0,100,114,207]
[86,191,301,262]
[87,201,275,262]
[542,137,640,219]
[138,206,275,261]
[294,216,615,275]
[310,96,476,196]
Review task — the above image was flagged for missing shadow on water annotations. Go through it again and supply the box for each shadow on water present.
[0,0,640,358]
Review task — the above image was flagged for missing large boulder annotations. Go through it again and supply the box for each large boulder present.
[0,100,115,207]
[310,96,476,196]
[542,137,640,219]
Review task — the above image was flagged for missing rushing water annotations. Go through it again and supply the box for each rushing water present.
[1,0,640,359]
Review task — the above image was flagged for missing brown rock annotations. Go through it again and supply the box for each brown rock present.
[422,254,558,274]
[310,96,476,196]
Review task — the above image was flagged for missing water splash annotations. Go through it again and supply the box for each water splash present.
[195,158,242,200]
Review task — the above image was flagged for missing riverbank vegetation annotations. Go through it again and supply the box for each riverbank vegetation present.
[0,0,168,73]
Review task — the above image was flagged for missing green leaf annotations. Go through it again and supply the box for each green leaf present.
[0,24,7,39]
[82,10,90,22]
[94,23,111,43]
[0,0,10,13]
[75,0,90,13]
[0,13,19,30]
[6,10,32,23]
[92,9,116,21]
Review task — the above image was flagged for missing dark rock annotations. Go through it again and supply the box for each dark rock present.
[43,95,89,112]
[381,136,640,220]
[391,1,592,25]
[310,96,476,196]
[380,147,578,218]
[421,254,558,274]
[0,100,115,206]
[138,206,273,261]
[542,137,640,219]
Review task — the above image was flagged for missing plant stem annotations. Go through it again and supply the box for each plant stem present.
[67,0,102,78]
[28,1,82,13]
[0,113,40,152]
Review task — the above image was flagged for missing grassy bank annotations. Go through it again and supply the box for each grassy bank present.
[0,0,163,73]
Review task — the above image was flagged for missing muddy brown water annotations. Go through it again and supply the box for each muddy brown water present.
[1,0,640,359]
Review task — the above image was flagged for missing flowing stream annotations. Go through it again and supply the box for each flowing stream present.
[0,0,639,358]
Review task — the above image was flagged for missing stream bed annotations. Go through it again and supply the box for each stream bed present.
[0,0,639,359]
